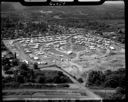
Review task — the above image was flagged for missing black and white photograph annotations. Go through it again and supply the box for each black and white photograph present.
[1,0,125,101]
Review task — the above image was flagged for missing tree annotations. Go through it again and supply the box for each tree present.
[35,75,45,83]
[116,68,125,74]
[19,62,29,71]
[3,65,10,71]
[33,62,39,69]
[18,62,30,82]
[78,78,84,83]
[104,69,125,88]
[110,87,126,100]
[104,70,112,76]
[12,59,19,66]
[104,79,119,88]
[17,75,25,83]
[116,87,125,94]
[1,41,7,51]
[28,69,35,83]
[87,71,105,86]
[2,58,10,66]
[5,70,13,75]
[3,76,14,83]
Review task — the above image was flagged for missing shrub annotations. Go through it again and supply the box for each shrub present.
[87,71,105,86]
[104,79,119,88]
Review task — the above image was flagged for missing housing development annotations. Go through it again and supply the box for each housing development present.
[1,1,125,101]
[3,31,125,80]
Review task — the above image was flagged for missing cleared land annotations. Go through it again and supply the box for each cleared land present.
[3,33,125,80]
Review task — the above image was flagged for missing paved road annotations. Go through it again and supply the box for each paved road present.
[91,89,116,93]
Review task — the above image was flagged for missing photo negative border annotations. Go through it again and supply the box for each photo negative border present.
[1,0,105,6]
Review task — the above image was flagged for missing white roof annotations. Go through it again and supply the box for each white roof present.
[34,57,39,60]
[67,50,72,54]
[110,46,115,49]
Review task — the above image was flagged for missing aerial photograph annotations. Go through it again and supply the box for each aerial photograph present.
[1,0,125,101]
